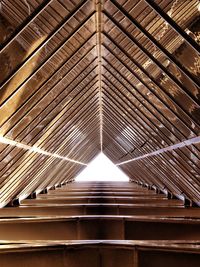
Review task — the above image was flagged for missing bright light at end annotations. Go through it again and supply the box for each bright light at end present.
[75,153,129,182]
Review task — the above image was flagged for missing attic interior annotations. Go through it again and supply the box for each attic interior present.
[0,0,200,266]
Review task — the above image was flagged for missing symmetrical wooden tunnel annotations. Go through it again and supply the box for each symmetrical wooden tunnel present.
[0,0,200,265]
[0,0,199,207]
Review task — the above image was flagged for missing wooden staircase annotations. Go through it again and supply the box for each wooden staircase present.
[0,181,200,266]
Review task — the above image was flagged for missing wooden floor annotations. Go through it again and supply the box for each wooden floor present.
[1,181,200,267]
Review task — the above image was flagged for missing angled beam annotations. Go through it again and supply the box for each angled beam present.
[117,136,200,165]
[103,70,200,176]
[102,76,177,148]
[35,82,99,150]
[102,77,168,147]
[0,66,96,174]
[35,89,99,154]
[0,33,95,127]
[102,33,200,127]
[16,62,98,143]
[64,122,100,161]
[102,108,134,150]
[37,83,99,150]
[0,0,91,94]
[0,0,54,53]
[0,136,87,165]
[0,84,98,189]
[48,99,100,154]
[102,85,172,157]
[102,88,151,147]
[57,111,100,158]
[1,11,95,108]
[102,56,188,142]
[102,97,147,146]
[102,63,183,145]
[52,112,99,160]
[16,121,100,199]
[144,0,200,54]
[102,52,200,159]
[107,1,200,89]
[103,126,128,155]
[3,55,98,140]
[102,104,138,146]
[103,84,200,183]
[103,12,200,105]
[31,127,99,191]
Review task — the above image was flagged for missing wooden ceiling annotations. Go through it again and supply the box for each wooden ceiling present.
[0,0,199,207]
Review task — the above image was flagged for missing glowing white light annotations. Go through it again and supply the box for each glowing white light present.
[75,153,129,181]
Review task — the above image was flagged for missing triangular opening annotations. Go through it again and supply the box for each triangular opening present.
[75,152,129,182]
